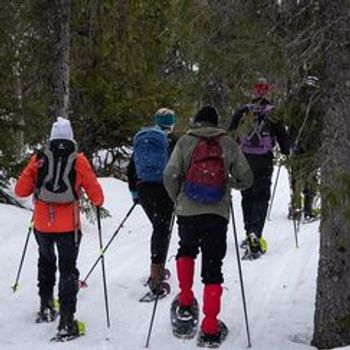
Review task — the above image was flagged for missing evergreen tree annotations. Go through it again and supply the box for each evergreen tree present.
[312,1,350,347]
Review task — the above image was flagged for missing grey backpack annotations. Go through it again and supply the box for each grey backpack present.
[35,139,78,203]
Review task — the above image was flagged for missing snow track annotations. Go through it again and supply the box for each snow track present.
[0,169,333,349]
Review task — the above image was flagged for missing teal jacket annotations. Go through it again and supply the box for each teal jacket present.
[163,126,253,220]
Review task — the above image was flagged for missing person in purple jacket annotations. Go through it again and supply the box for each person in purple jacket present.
[229,78,290,258]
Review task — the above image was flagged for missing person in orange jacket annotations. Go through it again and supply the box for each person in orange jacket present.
[15,117,104,339]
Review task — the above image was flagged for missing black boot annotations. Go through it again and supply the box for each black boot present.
[36,298,58,323]
[55,313,80,340]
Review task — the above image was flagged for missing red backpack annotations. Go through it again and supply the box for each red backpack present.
[184,135,226,204]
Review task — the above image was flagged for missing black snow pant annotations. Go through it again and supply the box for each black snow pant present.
[241,154,273,238]
[176,215,228,284]
[34,230,81,317]
[137,182,174,264]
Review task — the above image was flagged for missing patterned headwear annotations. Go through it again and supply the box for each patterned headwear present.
[154,108,176,129]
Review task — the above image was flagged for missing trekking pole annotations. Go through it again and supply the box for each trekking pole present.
[287,166,300,249]
[96,208,111,329]
[11,219,33,293]
[230,203,252,348]
[79,203,137,288]
[145,210,176,348]
[267,163,282,221]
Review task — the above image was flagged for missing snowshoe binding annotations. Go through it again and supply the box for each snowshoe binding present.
[139,281,171,303]
[197,320,228,348]
[36,298,59,323]
[170,294,199,339]
[242,233,267,260]
[51,319,85,342]
[162,267,171,281]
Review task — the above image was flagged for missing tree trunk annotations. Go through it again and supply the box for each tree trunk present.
[312,1,350,348]
[49,0,71,121]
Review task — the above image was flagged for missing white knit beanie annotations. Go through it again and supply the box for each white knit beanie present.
[50,117,74,141]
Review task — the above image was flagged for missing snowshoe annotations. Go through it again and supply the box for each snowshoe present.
[51,319,85,342]
[247,233,261,253]
[303,211,320,224]
[170,294,199,339]
[242,233,266,260]
[36,299,59,323]
[240,238,248,250]
[242,250,261,260]
[197,320,228,348]
[139,281,171,303]
[303,215,319,224]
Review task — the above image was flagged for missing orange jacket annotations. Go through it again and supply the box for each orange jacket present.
[15,153,104,233]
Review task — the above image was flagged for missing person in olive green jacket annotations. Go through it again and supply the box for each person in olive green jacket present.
[164,106,253,345]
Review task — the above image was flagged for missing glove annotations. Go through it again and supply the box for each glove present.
[131,191,139,204]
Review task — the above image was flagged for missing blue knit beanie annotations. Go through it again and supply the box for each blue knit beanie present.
[154,108,175,128]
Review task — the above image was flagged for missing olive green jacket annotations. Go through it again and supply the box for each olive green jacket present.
[163,127,253,220]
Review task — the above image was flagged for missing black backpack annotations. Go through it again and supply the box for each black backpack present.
[35,139,78,203]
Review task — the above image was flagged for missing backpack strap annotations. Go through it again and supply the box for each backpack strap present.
[246,118,266,141]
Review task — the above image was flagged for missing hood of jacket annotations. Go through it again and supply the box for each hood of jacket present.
[187,126,226,138]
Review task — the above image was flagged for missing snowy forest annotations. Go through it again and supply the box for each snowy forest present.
[1,1,350,350]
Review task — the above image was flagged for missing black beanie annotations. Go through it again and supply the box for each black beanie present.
[194,106,218,126]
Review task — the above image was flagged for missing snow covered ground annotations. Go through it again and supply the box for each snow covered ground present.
[0,167,343,350]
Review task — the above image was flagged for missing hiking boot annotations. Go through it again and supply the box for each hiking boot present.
[57,320,79,338]
[57,314,79,338]
[36,299,58,323]
[247,233,261,254]
[148,263,163,293]
[145,266,170,286]
[149,282,170,297]
[304,207,318,220]
[144,263,171,299]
